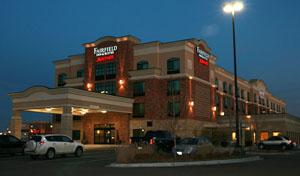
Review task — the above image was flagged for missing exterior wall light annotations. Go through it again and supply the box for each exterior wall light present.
[212,106,217,111]
[246,115,251,119]
[87,83,93,91]
[101,110,107,114]
[189,76,193,80]
[119,79,125,85]
[45,108,53,112]
[220,111,225,116]
[188,101,194,107]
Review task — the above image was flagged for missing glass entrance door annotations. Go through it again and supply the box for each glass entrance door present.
[94,124,116,144]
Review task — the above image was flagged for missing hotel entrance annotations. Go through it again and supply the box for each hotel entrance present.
[94,124,116,144]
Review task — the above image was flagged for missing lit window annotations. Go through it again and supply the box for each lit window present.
[260,132,269,141]
[137,60,149,70]
[167,80,180,96]
[167,58,180,74]
[232,132,236,141]
[272,132,281,136]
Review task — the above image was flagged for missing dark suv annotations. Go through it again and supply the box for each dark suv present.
[0,134,25,156]
[130,130,176,152]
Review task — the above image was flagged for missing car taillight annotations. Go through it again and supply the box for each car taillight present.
[39,140,45,145]
[150,138,155,145]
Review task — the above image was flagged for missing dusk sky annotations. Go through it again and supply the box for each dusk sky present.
[0,0,299,131]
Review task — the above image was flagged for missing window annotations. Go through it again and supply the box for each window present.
[167,58,180,74]
[215,78,219,90]
[95,82,116,95]
[247,92,250,101]
[254,93,257,103]
[147,121,153,127]
[62,136,72,142]
[168,101,180,117]
[53,114,61,122]
[133,129,145,137]
[137,60,149,70]
[241,89,245,99]
[224,96,228,108]
[95,62,116,80]
[223,81,227,93]
[272,131,281,137]
[73,116,81,121]
[133,82,145,97]
[236,87,240,97]
[229,84,233,95]
[106,62,117,79]
[57,73,67,87]
[72,130,81,140]
[95,64,105,80]
[167,80,180,95]
[76,69,84,78]
[133,103,145,117]
[232,132,236,141]
[260,132,269,141]
[215,94,219,106]
[8,136,19,143]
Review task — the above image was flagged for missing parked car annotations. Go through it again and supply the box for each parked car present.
[172,137,211,156]
[0,134,25,156]
[25,134,84,159]
[130,130,176,152]
[258,136,296,150]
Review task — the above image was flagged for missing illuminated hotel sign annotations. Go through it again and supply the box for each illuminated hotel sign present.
[196,47,209,66]
[94,46,118,63]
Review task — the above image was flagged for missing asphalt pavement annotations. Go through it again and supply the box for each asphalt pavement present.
[0,148,300,176]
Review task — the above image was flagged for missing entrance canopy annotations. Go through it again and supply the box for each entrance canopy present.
[9,86,134,138]
[9,86,134,115]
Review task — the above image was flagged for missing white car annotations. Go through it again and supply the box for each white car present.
[25,134,84,159]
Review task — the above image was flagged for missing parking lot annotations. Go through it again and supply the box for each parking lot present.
[1,146,300,176]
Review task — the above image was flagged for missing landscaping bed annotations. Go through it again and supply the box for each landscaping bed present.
[116,144,247,164]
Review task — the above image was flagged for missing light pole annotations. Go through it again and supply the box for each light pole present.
[223,1,244,151]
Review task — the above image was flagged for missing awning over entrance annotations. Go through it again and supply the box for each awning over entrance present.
[9,86,134,138]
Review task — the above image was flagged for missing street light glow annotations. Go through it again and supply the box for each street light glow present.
[223,1,244,14]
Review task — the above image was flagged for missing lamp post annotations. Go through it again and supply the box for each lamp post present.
[223,1,244,150]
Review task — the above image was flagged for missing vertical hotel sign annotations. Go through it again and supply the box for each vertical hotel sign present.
[94,46,118,63]
[196,47,209,66]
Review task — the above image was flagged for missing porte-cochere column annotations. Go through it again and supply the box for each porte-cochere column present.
[60,106,73,137]
[9,110,22,138]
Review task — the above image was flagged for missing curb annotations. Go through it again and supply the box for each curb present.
[108,156,262,168]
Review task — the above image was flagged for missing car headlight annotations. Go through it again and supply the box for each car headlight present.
[176,151,183,156]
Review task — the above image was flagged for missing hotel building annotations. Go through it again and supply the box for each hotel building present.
[9,35,300,144]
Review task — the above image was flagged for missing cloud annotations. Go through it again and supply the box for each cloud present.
[201,24,219,37]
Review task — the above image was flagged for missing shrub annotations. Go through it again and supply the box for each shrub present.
[116,144,156,163]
